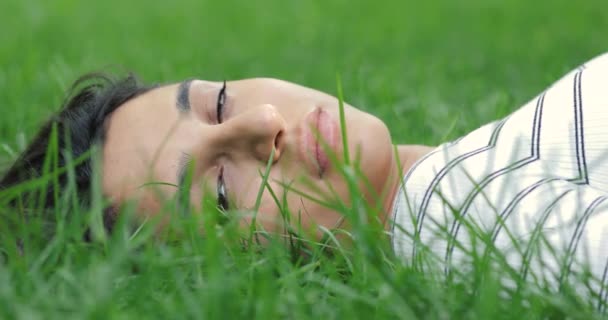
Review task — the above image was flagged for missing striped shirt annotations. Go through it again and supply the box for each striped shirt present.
[391,52,608,305]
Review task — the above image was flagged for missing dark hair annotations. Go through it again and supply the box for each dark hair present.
[0,73,154,232]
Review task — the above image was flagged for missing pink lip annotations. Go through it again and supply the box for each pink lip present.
[300,108,339,177]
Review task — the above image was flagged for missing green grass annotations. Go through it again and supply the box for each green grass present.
[1,0,608,318]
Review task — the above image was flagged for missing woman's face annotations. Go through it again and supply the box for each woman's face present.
[102,78,397,236]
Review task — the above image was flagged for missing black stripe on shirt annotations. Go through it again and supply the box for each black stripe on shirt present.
[412,118,509,260]
[390,145,446,249]
[444,93,546,273]
[520,189,575,281]
[492,177,560,242]
[570,70,589,185]
[559,195,608,288]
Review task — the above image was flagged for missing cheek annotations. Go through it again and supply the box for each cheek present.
[239,173,343,230]
[254,189,346,237]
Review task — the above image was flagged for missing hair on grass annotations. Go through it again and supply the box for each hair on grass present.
[0,73,154,234]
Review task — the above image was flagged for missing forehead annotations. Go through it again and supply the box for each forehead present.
[101,83,184,204]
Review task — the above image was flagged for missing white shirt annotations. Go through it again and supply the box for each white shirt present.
[391,52,608,306]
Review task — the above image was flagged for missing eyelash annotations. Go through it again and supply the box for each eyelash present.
[216,81,229,211]
[216,80,227,123]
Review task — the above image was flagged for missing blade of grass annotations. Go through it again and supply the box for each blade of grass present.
[336,74,350,166]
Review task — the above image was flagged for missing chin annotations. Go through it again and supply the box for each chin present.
[352,116,395,196]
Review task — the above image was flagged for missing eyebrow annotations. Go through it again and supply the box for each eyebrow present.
[176,79,193,112]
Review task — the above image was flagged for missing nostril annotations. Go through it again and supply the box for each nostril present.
[274,130,284,150]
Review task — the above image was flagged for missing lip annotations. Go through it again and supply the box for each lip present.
[300,107,339,178]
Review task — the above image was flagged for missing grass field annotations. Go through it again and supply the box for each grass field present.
[1,0,608,318]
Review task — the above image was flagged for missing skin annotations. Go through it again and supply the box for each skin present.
[102,78,434,237]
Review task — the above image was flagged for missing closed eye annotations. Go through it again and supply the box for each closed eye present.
[217,166,229,211]
[216,80,227,123]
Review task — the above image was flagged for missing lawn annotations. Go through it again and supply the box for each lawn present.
[1,0,608,318]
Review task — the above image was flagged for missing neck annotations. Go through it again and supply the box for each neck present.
[379,144,435,227]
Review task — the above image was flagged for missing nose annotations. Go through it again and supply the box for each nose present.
[214,103,286,163]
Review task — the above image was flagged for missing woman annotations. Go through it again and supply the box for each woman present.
[2,53,608,302]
